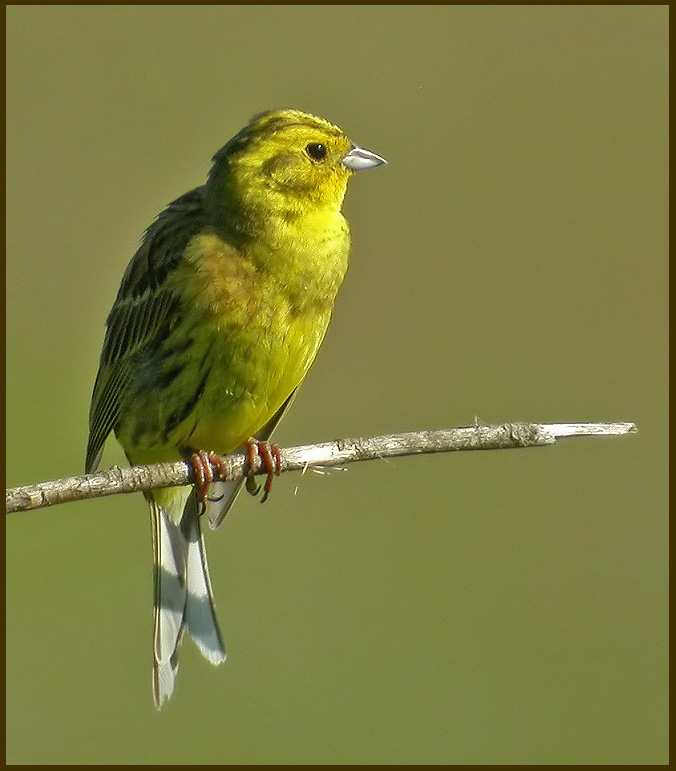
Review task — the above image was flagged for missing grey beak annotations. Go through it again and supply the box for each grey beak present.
[342,145,387,171]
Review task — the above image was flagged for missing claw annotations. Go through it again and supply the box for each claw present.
[187,451,230,514]
[245,442,262,497]
[244,439,282,503]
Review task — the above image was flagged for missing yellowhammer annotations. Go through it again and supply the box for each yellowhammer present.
[85,109,385,707]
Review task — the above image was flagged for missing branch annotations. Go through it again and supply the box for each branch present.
[6,421,636,515]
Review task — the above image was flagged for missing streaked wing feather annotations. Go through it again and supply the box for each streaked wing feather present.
[85,188,205,473]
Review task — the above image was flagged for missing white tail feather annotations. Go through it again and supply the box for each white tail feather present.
[150,489,226,709]
[206,479,244,530]
[182,506,227,665]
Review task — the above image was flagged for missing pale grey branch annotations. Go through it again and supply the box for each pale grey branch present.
[6,421,636,515]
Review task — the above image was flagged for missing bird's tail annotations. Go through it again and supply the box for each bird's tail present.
[150,488,226,709]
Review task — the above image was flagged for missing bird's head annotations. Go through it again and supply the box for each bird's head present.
[208,109,386,216]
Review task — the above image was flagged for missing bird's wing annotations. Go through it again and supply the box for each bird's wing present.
[85,189,205,473]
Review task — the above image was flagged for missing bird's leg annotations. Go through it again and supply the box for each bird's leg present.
[244,439,282,503]
[187,450,230,515]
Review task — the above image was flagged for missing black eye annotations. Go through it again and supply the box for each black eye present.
[306,143,327,161]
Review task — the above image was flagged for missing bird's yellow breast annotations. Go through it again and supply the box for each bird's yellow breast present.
[120,222,349,465]
[183,229,348,453]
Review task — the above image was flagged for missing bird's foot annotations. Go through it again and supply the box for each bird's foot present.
[244,439,282,503]
[187,450,230,514]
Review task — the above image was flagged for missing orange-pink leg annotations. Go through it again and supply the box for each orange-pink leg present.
[187,450,230,514]
[244,439,282,503]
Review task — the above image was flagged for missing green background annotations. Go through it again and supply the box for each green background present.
[6,5,667,765]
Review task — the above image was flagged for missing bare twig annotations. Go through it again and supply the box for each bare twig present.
[5,421,636,515]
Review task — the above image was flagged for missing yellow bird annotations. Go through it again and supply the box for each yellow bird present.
[85,109,385,707]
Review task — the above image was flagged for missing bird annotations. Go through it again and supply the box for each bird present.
[85,109,386,708]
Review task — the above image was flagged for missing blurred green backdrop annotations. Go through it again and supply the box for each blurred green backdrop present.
[6,5,667,765]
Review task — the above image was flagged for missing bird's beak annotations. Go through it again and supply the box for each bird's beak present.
[342,145,387,171]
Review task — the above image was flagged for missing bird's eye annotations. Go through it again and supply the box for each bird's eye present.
[305,143,327,161]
